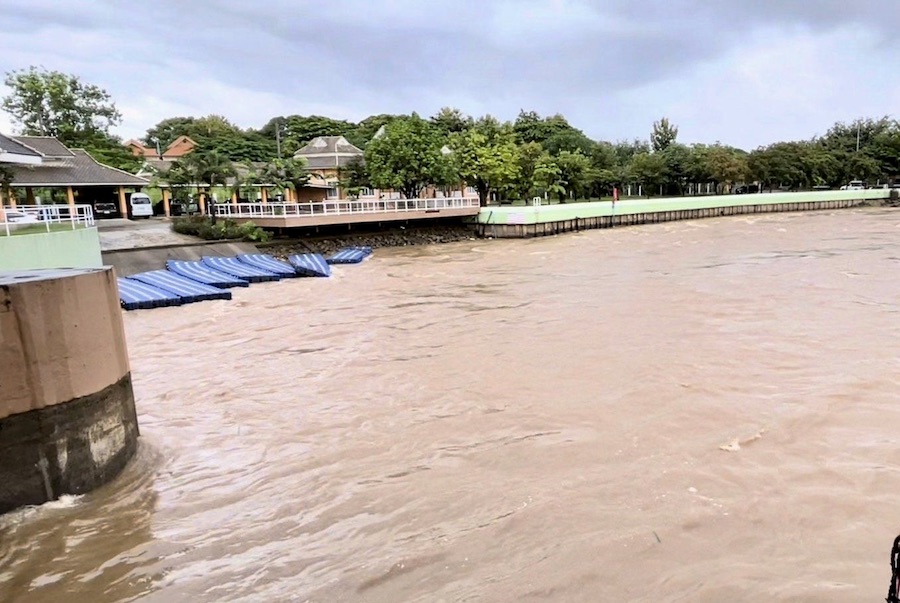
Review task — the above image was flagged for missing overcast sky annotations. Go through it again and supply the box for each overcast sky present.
[1,0,898,150]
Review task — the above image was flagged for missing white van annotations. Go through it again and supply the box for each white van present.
[840,180,866,191]
[129,193,154,218]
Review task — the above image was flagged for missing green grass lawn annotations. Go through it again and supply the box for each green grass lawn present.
[1,223,92,236]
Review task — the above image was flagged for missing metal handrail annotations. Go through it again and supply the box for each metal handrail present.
[0,204,95,237]
[214,196,481,219]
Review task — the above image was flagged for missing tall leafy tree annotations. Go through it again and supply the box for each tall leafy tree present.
[430,107,472,136]
[516,141,545,200]
[513,110,594,155]
[533,154,566,201]
[2,67,121,142]
[338,156,370,199]
[448,116,520,206]
[628,152,668,196]
[555,150,592,201]
[364,114,446,199]
[1,67,140,171]
[704,145,749,193]
[145,115,276,162]
[259,114,354,156]
[650,117,679,152]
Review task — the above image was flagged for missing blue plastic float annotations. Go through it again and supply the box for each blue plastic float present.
[287,253,332,277]
[166,259,249,288]
[128,270,232,303]
[200,256,280,283]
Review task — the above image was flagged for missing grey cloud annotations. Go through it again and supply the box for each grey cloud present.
[1,0,898,148]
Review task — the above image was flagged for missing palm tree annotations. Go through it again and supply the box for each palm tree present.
[182,150,236,222]
[262,157,309,202]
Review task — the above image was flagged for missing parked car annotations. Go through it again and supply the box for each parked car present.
[2,210,40,224]
[734,184,760,194]
[94,202,118,218]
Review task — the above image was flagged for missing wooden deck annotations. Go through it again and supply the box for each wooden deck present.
[214,197,481,228]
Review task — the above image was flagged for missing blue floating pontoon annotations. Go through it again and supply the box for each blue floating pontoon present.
[288,253,332,277]
[237,254,300,278]
[201,256,281,283]
[326,246,373,265]
[117,277,184,310]
[166,259,250,288]
[129,270,232,303]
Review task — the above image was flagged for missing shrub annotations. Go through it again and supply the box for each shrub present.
[171,217,271,243]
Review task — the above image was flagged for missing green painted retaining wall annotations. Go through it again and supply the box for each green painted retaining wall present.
[0,227,103,271]
[477,189,891,225]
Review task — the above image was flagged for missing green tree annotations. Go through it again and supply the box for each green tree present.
[260,115,354,156]
[262,157,310,200]
[2,67,121,142]
[338,156,370,199]
[1,67,141,171]
[532,154,566,201]
[555,150,592,200]
[146,115,276,162]
[448,117,520,205]
[347,114,402,148]
[650,117,678,152]
[587,141,620,197]
[364,114,446,200]
[144,117,197,149]
[180,150,236,219]
[430,107,472,136]
[513,110,594,156]
[628,152,668,196]
[704,145,749,193]
[515,141,545,200]
[661,143,692,195]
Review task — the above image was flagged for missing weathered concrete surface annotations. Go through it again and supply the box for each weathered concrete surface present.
[0,374,139,513]
[97,217,197,251]
[0,267,138,513]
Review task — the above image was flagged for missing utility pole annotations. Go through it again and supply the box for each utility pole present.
[275,119,282,159]
[856,120,861,153]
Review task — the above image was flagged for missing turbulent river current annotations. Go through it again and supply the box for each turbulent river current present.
[2,208,899,602]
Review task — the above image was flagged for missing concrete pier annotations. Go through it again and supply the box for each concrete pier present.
[476,190,893,238]
[0,267,139,513]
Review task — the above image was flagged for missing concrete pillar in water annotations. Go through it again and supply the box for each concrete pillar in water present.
[0,267,139,514]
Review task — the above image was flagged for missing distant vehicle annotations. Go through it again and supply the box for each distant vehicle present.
[2,210,40,224]
[129,193,154,218]
[841,180,866,190]
[95,202,118,218]
[734,184,759,194]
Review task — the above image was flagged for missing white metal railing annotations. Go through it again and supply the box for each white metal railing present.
[214,196,481,219]
[0,204,95,237]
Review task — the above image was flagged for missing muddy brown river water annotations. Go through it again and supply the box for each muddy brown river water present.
[1,208,899,602]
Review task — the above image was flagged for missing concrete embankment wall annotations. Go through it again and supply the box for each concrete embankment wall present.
[476,190,893,238]
[0,227,103,270]
[0,267,138,513]
[102,240,261,276]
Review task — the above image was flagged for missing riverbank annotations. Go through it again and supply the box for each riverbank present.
[262,223,478,258]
